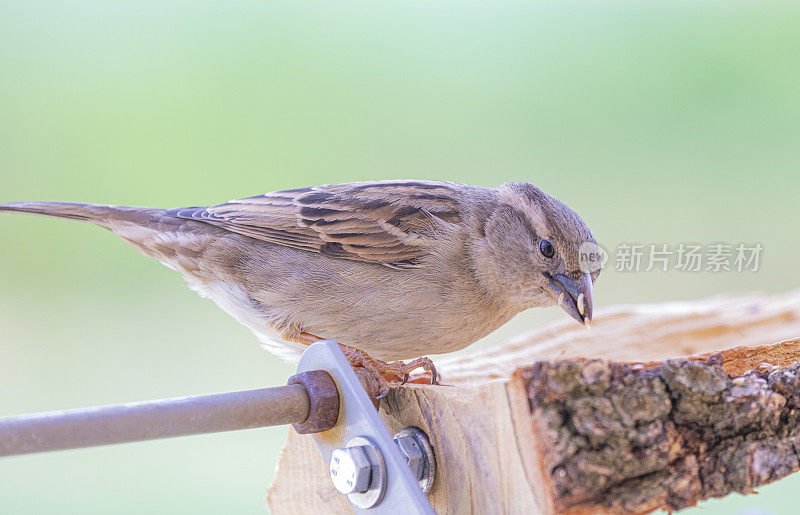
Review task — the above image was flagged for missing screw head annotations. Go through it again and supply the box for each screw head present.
[329,445,373,495]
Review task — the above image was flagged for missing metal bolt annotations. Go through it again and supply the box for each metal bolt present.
[329,436,387,508]
[394,435,424,480]
[394,426,436,494]
[329,446,373,495]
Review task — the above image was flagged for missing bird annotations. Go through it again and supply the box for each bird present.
[0,180,600,395]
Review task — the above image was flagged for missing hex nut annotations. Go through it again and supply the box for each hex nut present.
[287,370,339,434]
[329,445,373,495]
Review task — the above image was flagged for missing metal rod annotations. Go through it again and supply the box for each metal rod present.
[0,384,310,457]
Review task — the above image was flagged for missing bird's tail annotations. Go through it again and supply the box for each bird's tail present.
[0,201,162,226]
[0,200,218,279]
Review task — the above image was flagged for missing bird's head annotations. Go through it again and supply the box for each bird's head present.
[473,182,601,325]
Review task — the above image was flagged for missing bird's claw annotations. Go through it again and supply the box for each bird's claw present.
[430,368,439,386]
[392,357,439,386]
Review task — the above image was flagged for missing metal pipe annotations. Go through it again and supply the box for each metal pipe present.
[0,384,310,457]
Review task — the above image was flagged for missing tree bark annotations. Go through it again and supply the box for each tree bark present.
[266,291,800,513]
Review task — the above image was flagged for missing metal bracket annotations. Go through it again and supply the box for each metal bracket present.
[296,341,435,514]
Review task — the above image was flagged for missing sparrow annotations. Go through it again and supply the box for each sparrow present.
[1,180,599,394]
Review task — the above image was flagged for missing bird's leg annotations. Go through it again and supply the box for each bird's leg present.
[293,333,438,399]
[335,343,393,399]
[293,333,390,398]
[294,331,324,346]
[334,343,438,386]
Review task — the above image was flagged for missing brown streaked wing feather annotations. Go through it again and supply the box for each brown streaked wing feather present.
[174,181,463,267]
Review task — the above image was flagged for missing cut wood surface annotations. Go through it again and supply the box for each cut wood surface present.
[267,291,800,514]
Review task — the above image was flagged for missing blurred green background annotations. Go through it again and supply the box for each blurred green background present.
[1,1,798,513]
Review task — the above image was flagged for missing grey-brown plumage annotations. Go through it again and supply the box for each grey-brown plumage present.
[0,180,599,364]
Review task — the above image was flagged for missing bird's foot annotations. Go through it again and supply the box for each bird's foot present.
[385,357,439,386]
[292,333,439,401]
[337,344,439,400]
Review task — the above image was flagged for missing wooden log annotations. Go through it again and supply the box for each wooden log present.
[266,291,800,513]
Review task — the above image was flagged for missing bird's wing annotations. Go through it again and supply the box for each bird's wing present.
[172,180,463,268]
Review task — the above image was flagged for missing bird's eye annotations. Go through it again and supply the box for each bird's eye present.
[539,239,555,258]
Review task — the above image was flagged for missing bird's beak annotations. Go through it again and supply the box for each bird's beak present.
[545,272,594,325]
